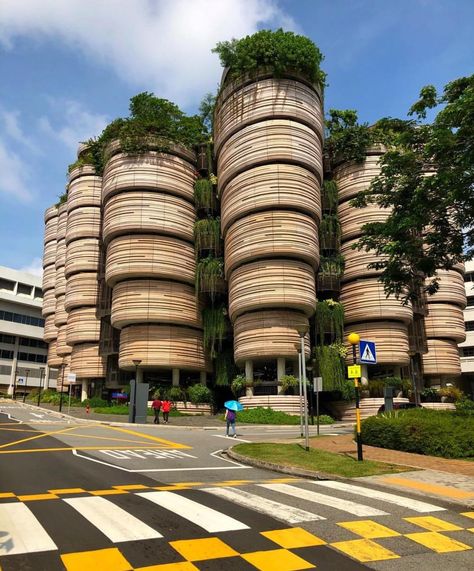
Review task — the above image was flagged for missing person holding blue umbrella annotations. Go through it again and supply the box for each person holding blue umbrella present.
[224,400,243,438]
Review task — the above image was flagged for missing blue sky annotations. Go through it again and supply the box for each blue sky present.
[0,0,473,276]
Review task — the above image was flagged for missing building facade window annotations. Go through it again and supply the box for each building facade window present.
[19,337,47,349]
[466,297,474,308]
[17,352,47,364]
[464,272,474,283]
[0,310,44,328]
[461,347,474,357]
[0,333,15,344]
[0,349,14,360]
[465,321,474,332]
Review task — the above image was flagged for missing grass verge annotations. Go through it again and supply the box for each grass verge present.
[93,405,185,417]
[234,442,410,478]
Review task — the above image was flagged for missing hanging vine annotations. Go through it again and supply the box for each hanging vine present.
[202,305,227,358]
[322,180,339,213]
[319,214,341,251]
[195,256,224,300]
[314,299,345,345]
[314,344,346,391]
[318,254,345,278]
[194,218,222,254]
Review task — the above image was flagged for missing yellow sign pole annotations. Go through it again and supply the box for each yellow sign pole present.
[348,333,363,462]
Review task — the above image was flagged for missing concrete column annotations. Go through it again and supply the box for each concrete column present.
[277,357,285,394]
[172,368,180,387]
[245,360,253,397]
[7,336,20,395]
[44,365,51,390]
[361,364,369,387]
[136,368,144,383]
[200,371,207,385]
[81,380,88,401]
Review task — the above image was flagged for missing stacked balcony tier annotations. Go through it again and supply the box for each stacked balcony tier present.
[218,119,323,191]
[229,260,316,321]
[344,321,410,366]
[65,273,99,312]
[70,343,107,378]
[65,238,101,278]
[336,151,414,373]
[233,310,311,366]
[102,144,204,373]
[220,164,321,234]
[66,307,101,345]
[47,339,62,368]
[43,315,58,343]
[105,235,195,287]
[54,295,68,327]
[224,211,319,278]
[340,279,413,324]
[42,206,59,351]
[119,325,206,371]
[56,325,72,357]
[424,302,466,343]
[422,339,462,377]
[215,74,323,367]
[111,280,201,329]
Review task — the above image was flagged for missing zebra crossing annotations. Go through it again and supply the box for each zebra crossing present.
[0,479,472,569]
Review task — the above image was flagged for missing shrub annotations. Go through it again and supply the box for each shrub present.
[233,407,334,425]
[280,375,298,395]
[420,387,440,402]
[81,397,108,408]
[340,379,356,401]
[438,386,463,402]
[361,408,474,458]
[231,374,246,397]
[167,387,184,402]
[187,384,212,405]
[455,396,474,414]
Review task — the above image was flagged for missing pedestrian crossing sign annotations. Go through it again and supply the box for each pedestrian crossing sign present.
[359,340,377,364]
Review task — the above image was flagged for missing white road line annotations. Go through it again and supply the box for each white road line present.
[64,496,162,542]
[213,434,251,443]
[138,491,250,533]
[204,486,325,524]
[312,481,446,513]
[259,483,388,517]
[0,503,57,555]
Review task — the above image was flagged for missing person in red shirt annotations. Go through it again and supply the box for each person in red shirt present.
[161,399,172,424]
[151,397,162,424]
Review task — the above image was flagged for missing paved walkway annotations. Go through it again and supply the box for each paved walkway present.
[310,433,474,476]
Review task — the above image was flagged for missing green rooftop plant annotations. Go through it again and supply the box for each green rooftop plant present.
[213,29,326,88]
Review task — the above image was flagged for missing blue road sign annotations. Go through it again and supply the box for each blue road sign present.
[359,340,377,364]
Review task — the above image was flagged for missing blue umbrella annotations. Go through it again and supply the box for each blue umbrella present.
[224,400,244,412]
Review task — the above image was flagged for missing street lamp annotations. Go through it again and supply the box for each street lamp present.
[348,332,363,461]
[132,359,142,424]
[12,368,18,400]
[37,367,45,406]
[59,363,65,412]
[296,324,310,452]
[23,369,30,403]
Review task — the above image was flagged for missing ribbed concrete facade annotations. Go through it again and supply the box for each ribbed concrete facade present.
[41,69,466,395]
[215,71,323,386]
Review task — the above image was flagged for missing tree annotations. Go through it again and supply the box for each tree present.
[349,75,474,302]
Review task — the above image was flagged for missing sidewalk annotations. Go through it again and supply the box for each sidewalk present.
[309,433,474,507]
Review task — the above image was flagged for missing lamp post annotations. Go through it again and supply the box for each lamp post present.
[297,325,310,452]
[307,363,315,431]
[12,368,18,400]
[348,332,363,461]
[37,367,45,406]
[132,359,142,424]
[22,369,30,403]
[59,364,65,412]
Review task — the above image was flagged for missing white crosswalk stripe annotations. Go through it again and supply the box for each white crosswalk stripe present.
[64,496,163,542]
[0,503,57,555]
[137,490,250,532]
[204,486,325,524]
[259,483,388,517]
[311,480,446,513]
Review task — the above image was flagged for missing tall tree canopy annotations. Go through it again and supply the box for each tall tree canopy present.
[331,75,474,302]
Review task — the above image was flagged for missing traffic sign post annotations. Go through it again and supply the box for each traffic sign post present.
[347,333,364,462]
[314,377,323,436]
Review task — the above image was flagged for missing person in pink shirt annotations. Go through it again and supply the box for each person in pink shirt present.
[162,399,172,423]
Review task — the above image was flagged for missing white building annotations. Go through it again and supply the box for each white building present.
[459,260,474,398]
[0,266,57,396]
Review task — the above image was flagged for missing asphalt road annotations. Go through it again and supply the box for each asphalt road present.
[1,403,473,570]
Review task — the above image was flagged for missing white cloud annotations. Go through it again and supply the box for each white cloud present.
[0,139,33,202]
[18,257,43,277]
[38,99,108,151]
[0,0,295,106]
[0,108,39,153]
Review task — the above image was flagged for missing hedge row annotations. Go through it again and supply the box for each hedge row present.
[361,409,474,459]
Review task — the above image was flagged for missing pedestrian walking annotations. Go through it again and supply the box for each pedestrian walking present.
[162,398,171,423]
[224,399,244,438]
[151,396,162,424]
[225,407,237,437]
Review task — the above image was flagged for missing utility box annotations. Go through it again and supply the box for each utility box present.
[384,386,394,412]
[128,380,150,423]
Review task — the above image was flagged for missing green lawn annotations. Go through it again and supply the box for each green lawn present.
[234,442,410,478]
